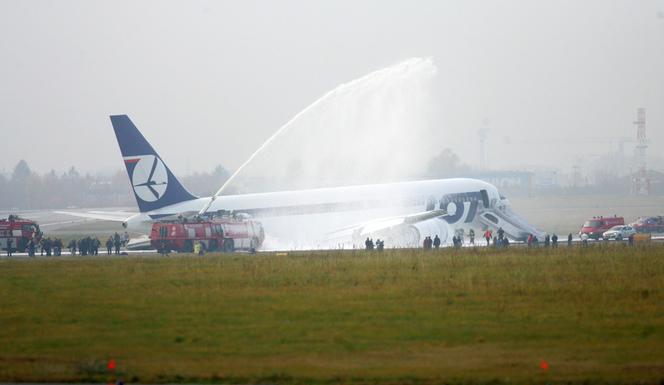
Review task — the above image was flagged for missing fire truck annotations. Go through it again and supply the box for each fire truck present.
[0,215,41,253]
[630,216,664,234]
[579,216,625,239]
[150,215,264,253]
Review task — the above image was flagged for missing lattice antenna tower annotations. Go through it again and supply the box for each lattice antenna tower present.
[632,108,650,195]
[477,118,490,170]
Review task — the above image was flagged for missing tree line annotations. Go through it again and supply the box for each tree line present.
[0,160,230,210]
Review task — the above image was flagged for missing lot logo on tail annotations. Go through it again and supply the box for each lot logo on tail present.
[124,155,168,202]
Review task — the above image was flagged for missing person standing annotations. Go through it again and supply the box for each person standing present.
[68,239,77,255]
[106,237,113,255]
[527,234,533,247]
[433,235,441,249]
[567,233,573,247]
[468,229,475,245]
[551,234,558,248]
[113,232,121,255]
[6,237,12,257]
[497,227,505,241]
[484,229,492,246]
[28,238,36,257]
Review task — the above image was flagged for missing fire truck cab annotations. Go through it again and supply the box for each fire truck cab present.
[0,215,41,253]
[579,216,625,240]
[150,215,264,253]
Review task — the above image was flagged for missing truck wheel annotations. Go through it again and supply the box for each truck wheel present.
[223,238,235,253]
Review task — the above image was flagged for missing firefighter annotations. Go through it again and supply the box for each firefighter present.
[54,238,62,256]
[468,229,475,245]
[365,237,371,251]
[551,234,558,248]
[113,232,121,255]
[28,238,36,257]
[6,237,12,256]
[25,238,31,257]
[497,227,505,241]
[194,240,201,255]
[567,233,573,247]
[106,237,113,255]
[44,238,52,256]
[544,234,550,247]
[433,235,441,249]
[68,239,77,255]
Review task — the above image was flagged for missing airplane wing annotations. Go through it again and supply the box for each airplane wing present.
[54,210,135,222]
[326,209,447,243]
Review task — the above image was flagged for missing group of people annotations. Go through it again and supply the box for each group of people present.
[67,236,101,255]
[66,232,128,256]
[25,237,65,257]
[418,226,574,249]
[364,237,385,251]
[527,233,572,247]
[423,235,441,249]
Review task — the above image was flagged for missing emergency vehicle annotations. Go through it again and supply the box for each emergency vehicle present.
[630,216,664,233]
[150,215,264,253]
[0,215,41,253]
[579,216,624,239]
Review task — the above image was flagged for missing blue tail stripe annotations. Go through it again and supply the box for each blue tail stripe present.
[110,115,197,213]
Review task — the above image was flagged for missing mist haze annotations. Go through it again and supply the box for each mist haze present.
[1,0,663,188]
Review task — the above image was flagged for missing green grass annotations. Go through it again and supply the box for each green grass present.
[1,245,663,384]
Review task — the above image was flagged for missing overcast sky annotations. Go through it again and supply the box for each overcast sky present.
[1,0,663,178]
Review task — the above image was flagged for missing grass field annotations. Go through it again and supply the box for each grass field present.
[1,246,663,384]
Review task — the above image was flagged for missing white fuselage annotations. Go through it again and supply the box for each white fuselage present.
[125,178,538,249]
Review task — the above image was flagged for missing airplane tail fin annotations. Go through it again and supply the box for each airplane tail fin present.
[110,115,197,213]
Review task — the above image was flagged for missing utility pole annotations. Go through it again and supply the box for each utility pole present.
[632,108,650,195]
[477,119,490,170]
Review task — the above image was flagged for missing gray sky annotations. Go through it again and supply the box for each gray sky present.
[1,0,663,178]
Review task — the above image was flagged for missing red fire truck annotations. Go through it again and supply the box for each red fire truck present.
[579,216,625,239]
[630,216,664,234]
[0,215,41,253]
[150,216,264,253]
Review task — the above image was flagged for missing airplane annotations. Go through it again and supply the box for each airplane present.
[59,115,545,249]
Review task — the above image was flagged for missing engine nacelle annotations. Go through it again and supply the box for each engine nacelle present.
[353,218,450,248]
